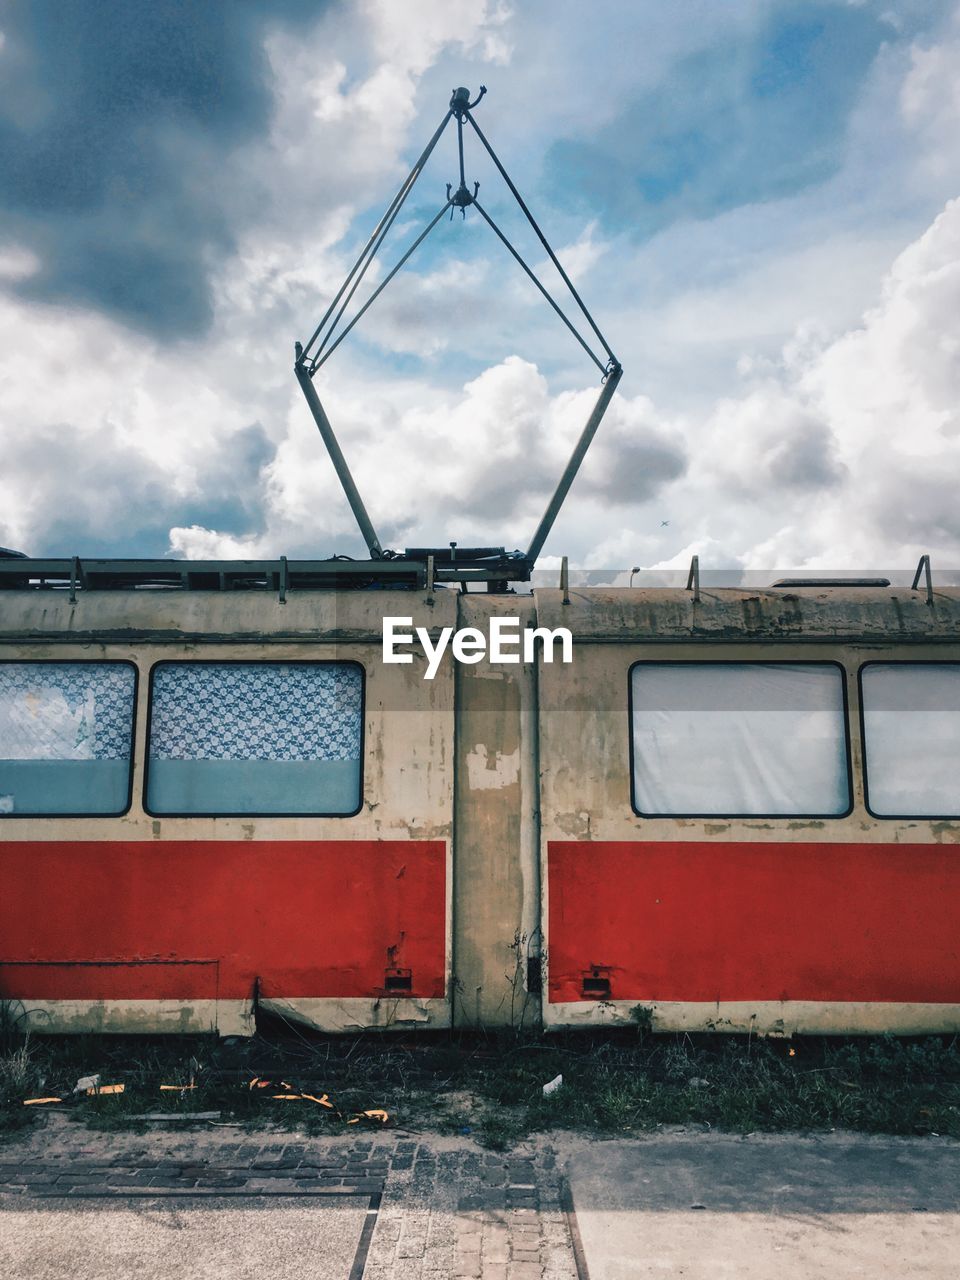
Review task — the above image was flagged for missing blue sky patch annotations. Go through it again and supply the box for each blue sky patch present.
[543,2,893,234]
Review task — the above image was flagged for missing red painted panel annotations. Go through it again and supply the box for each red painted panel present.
[548,841,960,1004]
[0,841,446,1001]
[0,961,217,1001]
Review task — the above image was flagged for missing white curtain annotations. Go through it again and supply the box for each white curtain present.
[631,663,849,816]
[861,663,960,816]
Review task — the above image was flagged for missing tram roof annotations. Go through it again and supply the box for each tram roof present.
[1,558,959,645]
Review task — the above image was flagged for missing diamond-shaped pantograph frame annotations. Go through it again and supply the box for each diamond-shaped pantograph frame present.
[294,87,622,572]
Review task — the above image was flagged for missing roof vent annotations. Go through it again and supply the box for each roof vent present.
[771,577,890,588]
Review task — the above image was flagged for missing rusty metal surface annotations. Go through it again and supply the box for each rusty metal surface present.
[8,584,960,646]
[534,586,960,642]
[0,588,458,645]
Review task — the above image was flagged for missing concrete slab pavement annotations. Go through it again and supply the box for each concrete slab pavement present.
[560,1131,960,1278]
[0,1196,369,1280]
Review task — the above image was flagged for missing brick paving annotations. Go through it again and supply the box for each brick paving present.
[0,1120,579,1278]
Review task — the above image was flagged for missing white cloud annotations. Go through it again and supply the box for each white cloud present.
[667,197,960,570]
[168,526,265,560]
[900,14,960,181]
[0,242,38,282]
[3,3,960,578]
[6,198,960,573]
[158,354,686,560]
[644,538,742,573]
[535,220,607,286]
[365,0,513,74]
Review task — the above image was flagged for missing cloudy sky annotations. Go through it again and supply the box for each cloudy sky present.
[1,0,959,572]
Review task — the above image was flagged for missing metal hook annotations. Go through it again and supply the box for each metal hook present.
[449,85,486,119]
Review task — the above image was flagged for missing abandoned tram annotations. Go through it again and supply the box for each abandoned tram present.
[3,88,959,1038]
[1,557,959,1038]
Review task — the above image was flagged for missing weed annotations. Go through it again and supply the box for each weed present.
[0,1004,41,1135]
[0,1043,32,1093]
[629,1005,654,1036]
[1,1028,958,1147]
[1,1000,33,1055]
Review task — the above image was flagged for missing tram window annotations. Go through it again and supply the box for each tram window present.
[145,661,363,816]
[861,663,960,817]
[0,662,136,816]
[630,662,851,817]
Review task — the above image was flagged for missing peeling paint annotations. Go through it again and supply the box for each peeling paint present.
[465,744,520,791]
[545,998,960,1036]
[555,811,592,838]
[259,995,443,1033]
[15,998,253,1036]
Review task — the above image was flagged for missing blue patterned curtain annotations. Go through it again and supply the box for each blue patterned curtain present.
[147,662,363,816]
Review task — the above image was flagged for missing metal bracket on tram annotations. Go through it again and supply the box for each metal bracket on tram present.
[912,554,933,606]
[293,86,622,587]
[278,555,288,605]
[69,555,82,604]
[685,554,701,603]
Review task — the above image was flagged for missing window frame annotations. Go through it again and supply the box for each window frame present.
[142,658,366,819]
[859,659,960,821]
[0,658,138,819]
[627,658,854,820]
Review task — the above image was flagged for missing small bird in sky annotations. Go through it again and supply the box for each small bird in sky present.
[660,520,670,527]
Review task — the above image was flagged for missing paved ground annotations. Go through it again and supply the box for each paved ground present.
[0,1117,577,1279]
[1,1196,369,1280]
[564,1131,960,1279]
[1,1118,958,1277]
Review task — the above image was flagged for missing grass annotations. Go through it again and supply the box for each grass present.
[0,1002,43,1134]
[465,1032,960,1148]
[2,1010,959,1149]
